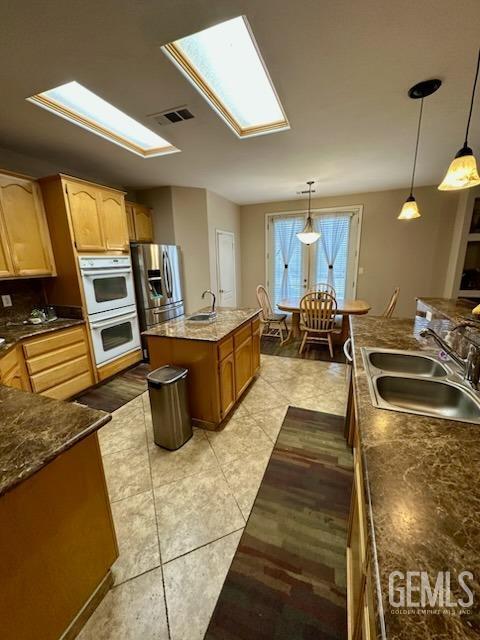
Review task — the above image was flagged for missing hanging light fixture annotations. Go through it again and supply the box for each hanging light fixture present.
[297,181,321,244]
[439,48,480,191]
[398,78,442,220]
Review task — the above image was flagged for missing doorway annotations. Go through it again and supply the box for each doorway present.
[215,229,236,307]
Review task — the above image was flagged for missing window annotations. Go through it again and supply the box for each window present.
[268,209,360,308]
[162,16,289,138]
[27,81,179,158]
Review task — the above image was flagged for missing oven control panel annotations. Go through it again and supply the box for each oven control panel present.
[79,255,132,270]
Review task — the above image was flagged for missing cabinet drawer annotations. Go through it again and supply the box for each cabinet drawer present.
[30,355,90,393]
[23,326,86,359]
[41,371,93,400]
[218,336,233,361]
[251,316,260,333]
[26,340,88,375]
[233,323,251,349]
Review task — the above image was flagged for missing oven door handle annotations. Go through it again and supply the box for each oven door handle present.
[90,311,137,329]
[81,268,132,277]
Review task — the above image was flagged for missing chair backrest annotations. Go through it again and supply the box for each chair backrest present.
[383,287,400,318]
[300,291,337,331]
[256,285,273,321]
[310,282,336,297]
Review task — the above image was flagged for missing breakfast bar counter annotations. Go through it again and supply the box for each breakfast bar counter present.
[145,308,261,429]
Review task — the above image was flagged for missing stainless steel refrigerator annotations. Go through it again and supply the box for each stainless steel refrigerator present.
[131,244,184,354]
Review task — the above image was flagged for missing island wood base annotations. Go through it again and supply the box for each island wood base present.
[0,433,118,640]
[147,314,261,429]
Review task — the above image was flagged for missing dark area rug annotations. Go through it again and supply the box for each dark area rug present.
[73,363,149,412]
[205,407,353,640]
[261,335,347,364]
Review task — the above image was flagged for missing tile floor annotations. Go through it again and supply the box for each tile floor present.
[77,354,348,640]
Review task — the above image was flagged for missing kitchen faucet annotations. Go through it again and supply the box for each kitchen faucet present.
[202,289,216,315]
[420,325,480,388]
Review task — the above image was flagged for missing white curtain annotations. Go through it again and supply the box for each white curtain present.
[279,218,300,299]
[314,215,350,289]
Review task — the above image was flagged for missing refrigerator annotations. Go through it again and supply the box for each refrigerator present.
[131,244,184,355]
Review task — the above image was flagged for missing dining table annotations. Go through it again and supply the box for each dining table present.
[277,297,371,345]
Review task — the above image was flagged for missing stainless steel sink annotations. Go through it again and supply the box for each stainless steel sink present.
[187,312,217,323]
[361,347,480,424]
[375,375,480,422]
[367,350,448,377]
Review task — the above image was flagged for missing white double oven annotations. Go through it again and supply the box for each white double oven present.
[79,255,141,366]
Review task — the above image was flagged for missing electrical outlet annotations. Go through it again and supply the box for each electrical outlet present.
[1,294,12,307]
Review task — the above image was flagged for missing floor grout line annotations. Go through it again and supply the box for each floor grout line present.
[161,526,246,566]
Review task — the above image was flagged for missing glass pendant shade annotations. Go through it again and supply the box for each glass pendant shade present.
[438,145,480,191]
[297,217,320,244]
[398,195,420,220]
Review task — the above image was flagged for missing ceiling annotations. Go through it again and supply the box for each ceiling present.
[0,0,479,204]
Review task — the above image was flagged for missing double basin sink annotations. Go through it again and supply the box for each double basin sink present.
[361,348,480,424]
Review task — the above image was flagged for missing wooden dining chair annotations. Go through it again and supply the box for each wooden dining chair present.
[310,282,336,298]
[256,285,289,344]
[299,291,339,358]
[382,287,400,318]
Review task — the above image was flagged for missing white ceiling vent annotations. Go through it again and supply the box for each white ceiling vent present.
[150,106,195,126]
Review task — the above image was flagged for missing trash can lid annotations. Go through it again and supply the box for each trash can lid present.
[147,365,188,387]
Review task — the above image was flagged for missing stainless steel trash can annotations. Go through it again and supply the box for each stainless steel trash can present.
[147,365,192,450]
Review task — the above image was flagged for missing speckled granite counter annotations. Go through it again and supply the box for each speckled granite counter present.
[0,317,85,356]
[418,297,477,324]
[350,313,480,639]
[0,385,109,496]
[143,307,260,342]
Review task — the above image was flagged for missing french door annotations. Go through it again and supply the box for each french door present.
[267,208,361,309]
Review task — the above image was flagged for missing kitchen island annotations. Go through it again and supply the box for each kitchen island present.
[0,385,117,640]
[346,298,480,639]
[144,308,261,429]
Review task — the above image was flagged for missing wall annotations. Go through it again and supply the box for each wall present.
[240,185,459,318]
[206,191,242,306]
[0,280,47,322]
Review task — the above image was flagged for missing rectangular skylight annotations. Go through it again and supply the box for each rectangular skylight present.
[162,16,289,138]
[27,81,179,158]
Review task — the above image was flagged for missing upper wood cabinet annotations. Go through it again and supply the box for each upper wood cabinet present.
[100,190,129,251]
[64,178,129,252]
[126,201,154,243]
[0,173,56,278]
[66,181,105,252]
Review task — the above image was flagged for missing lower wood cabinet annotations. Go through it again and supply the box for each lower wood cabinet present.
[147,313,261,429]
[0,345,31,391]
[22,325,94,400]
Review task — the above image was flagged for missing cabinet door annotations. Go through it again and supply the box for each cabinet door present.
[0,209,14,277]
[100,191,129,251]
[133,205,153,242]
[219,352,236,417]
[66,181,105,251]
[0,346,31,391]
[0,175,55,276]
[125,203,136,241]
[234,335,252,398]
[252,327,261,374]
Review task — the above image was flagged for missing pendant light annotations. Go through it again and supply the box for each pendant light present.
[398,79,442,220]
[439,49,480,191]
[297,181,320,244]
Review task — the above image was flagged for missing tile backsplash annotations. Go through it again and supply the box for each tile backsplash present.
[0,279,47,322]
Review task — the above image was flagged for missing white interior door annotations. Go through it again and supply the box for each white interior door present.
[216,230,236,307]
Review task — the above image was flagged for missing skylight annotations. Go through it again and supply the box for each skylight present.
[162,16,289,138]
[27,81,179,158]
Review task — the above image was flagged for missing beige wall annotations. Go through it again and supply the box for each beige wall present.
[240,185,459,318]
[206,191,242,306]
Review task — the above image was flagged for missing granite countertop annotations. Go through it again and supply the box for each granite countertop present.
[0,317,85,357]
[419,297,476,323]
[0,385,110,497]
[143,307,261,342]
[350,313,480,639]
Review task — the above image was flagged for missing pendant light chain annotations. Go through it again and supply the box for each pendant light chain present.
[464,48,480,147]
[410,97,424,196]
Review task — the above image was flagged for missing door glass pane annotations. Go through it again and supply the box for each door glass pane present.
[101,322,133,351]
[93,276,128,303]
[271,216,305,308]
[313,215,351,299]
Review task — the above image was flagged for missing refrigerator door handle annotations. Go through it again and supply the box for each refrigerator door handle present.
[164,251,173,298]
